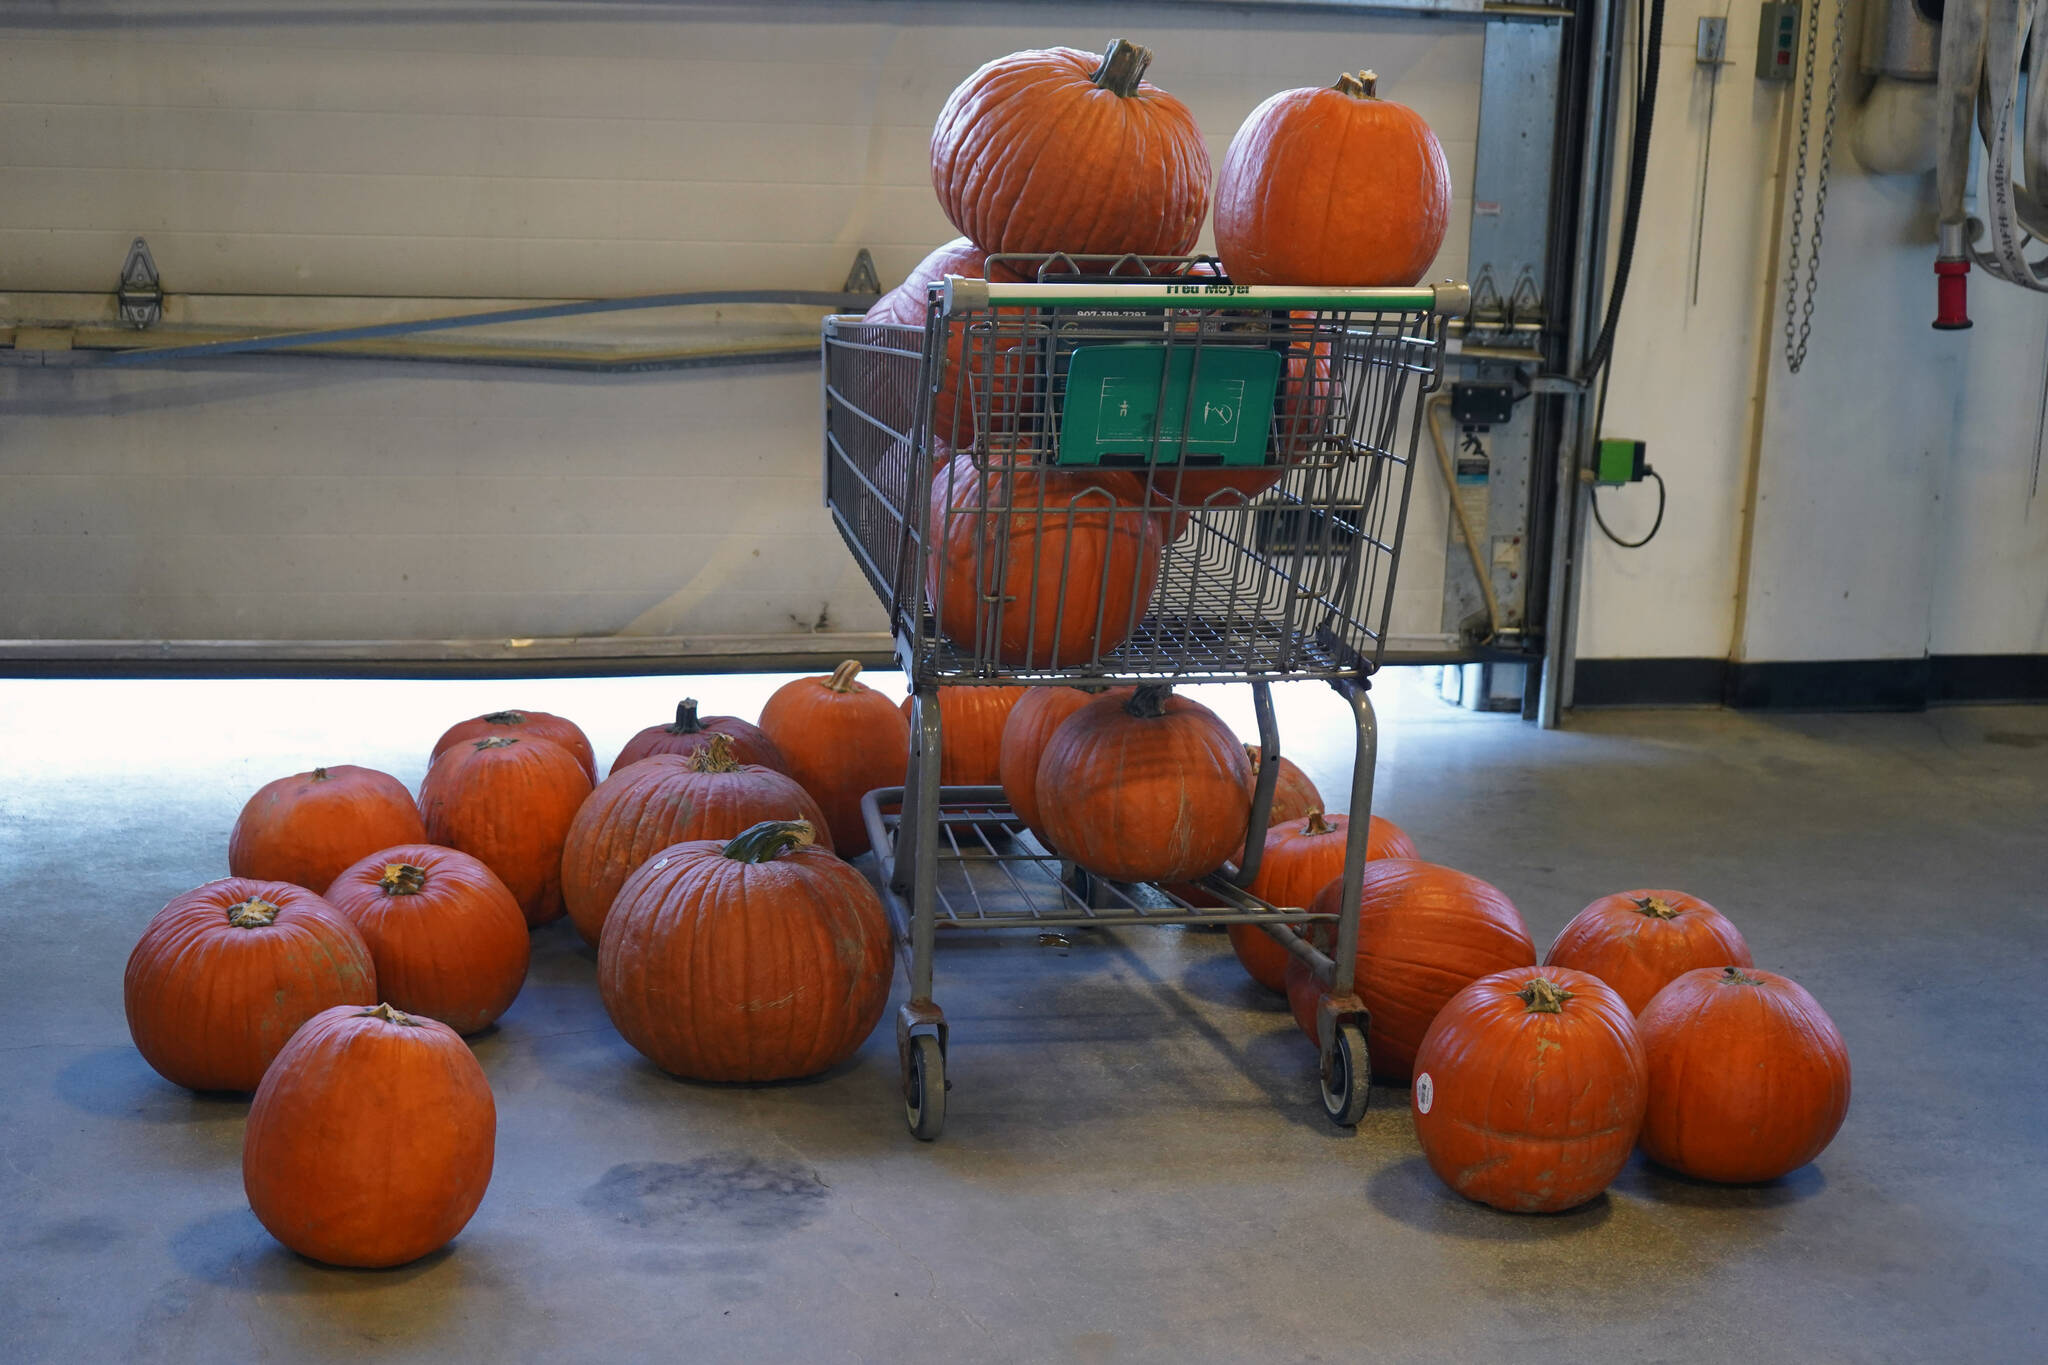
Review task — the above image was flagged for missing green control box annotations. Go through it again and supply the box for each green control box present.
[1595,438,1648,485]
[1058,344,1282,467]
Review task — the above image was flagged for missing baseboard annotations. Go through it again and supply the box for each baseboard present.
[1572,657,1728,707]
[1575,654,2048,710]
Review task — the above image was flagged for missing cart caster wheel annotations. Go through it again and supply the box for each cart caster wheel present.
[1320,1023,1370,1128]
[905,1034,946,1142]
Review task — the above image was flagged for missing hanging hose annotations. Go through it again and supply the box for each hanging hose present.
[1936,0,2048,307]
[1580,0,1667,381]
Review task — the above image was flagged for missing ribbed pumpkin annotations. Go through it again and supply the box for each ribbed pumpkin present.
[932,40,1211,257]
[1545,890,1753,1015]
[1150,319,1338,511]
[758,661,909,859]
[228,765,427,893]
[431,710,596,783]
[244,1002,494,1268]
[1227,811,1418,992]
[1637,967,1851,1183]
[610,698,787,778]
[561,740,833,948]
[998,686,1124,850]
[323,845,530,1035]
[899,686,1029,786]
[598,820,893,1082]
[929,452,1163,668]
[861,239,1025,447]
[1036,685,1252,884]
[1245,745,1326,828]
[1284,859,1536,1082]
[1215,71,1451,288]
[1411,967,1647,1213]
[124,879,377,1092]
[418,736,592,928]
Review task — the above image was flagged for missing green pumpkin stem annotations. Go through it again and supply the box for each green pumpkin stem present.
[1125,684,1175,718]
[1631,895,1680,920]
[721,819,816,864]
[482,710,526,725]
[1091,38,1153,98]
[1516,976,1574,1014]
[1719,966,1767,987]
[825,660,863,693]
[688,732,742,774]
[668,699,705,735]
[359,1002,422,1027]
[225,898,281,929]
[378,862,428,896]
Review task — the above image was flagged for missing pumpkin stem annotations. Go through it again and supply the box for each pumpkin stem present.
[667,698,705,735]
[1125,684,1175,718]
[825,660,863,693]
[1332,70,1380,98]
[688,732,742,774]
[378,862,428,896]
[1719,966,1767,987]
[475,736,517,750]
[1516,976,1574,1014]
[481,710,525,725]
[721,819,816,864]
[1303,810,1335,836]
[358,1002,422,1027]
[1091,38,1153,98]
[225,897,281,929]
[1631,895,1680,920]
[310,766,330,782]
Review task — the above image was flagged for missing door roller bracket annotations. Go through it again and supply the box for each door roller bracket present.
[115,237,163,329]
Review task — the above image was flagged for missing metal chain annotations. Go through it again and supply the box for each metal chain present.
[1783,0,1843,374]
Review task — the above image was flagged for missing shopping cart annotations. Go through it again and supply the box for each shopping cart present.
[821,254,1467,1139]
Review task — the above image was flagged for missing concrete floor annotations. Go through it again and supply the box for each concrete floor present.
[2,670,2044,1363]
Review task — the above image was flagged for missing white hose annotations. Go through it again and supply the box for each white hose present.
[1938,0,2048,288]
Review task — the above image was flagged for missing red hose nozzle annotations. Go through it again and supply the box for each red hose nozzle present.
[1933,257,1972,331]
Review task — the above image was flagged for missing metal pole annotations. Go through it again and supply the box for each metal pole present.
[1329,681,1378,996]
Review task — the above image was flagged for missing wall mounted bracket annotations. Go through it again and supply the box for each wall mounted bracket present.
[115,238,162,329]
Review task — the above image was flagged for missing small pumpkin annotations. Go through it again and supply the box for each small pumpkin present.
[324,845,530,1035]
[598,820,893,1082]
[1215,71,1451,288]
[244,1002,495,1267]
[1226,811,1418,992]
[431,710,595,782]
[1036,684,1252,884]
[1244,745,1326,828]
[228,765,427,893]
[610,698,788,778]
[899,686,1030,787]
[928,452,1164,668]
[758,660,910,858]
[1411,967,1647,1213]
[932,39,1212,257]
[1284,858,1536,1083]
[561,739,833,948]
[418,735,592,928]
[124,879,377,1092]
[1545,890,1753,1015]
[1637,967,1851,1183]
[998,686,1125,850]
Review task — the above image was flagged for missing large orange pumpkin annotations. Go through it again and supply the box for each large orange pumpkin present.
[417,735,592,927]
[228,765,427,893]
[244,1002,494,1267]
[124,879,377,1092]
[861,239,1026,447]
[561,740,833,948]
[1036,685,1252,884]
[1637,967,1851,1183]
[758,660,910,859]
[598,820,893,1082]
[998,686,1122,850]
[610,698,787,779]
[1545,890,1753,1015]
[1244,745,1326,828]
[1412,967,1647,1213]
[899,686,1029,786]
[1227,811,1418,992]
[1284,859,1536,1082]
[932,40,1211,257]
[431,710,595,783]
[928,452,1164,668]
[323,845,530,1035]
[1215,71,1451,288]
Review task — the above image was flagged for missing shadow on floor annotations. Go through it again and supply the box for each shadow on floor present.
[54,1048,248,1125]
[169,1206,453,1292]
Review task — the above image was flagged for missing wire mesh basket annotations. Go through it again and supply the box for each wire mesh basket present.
[823,255,1467,685]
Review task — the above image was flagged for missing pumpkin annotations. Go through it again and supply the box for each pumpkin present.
[932,39,1211,257]
[1215,71,1451,288]
[861,240,1025,447]
[243,1002,494,1267]
[1637,967,1851,1183]
[124,879,377,1092]
[928,451,1164,668]
[228,765,427,893]
[610,697,788,778]
[598,820,893,1082]
[323,845,529,1035]
[1148,320,1340,512]
[758,660,910,858]
[1035,684,1252,884]
[417,735,592,928]
[1244,745,1327,828]
[1283,859,1535,1082]
[431,710,595,783]
[998,686,1125,850]
[1227,811,1418,992]
[1411,967,1647,1213]
[561,739,833,948]
[898,686,1029,786]
[1545,890,1753,1015]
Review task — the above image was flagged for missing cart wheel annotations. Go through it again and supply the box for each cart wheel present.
[1320,1023,1370,1128]
[904,1034,946,1142]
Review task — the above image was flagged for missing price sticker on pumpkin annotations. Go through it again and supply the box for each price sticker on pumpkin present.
[1415,1071,1435,1114]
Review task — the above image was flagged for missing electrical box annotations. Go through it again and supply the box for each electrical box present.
[1449,381,1516,428]
[1595,438,1647,485]
[1758,1,1801,81]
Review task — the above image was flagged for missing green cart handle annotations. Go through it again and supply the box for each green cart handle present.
[940,276,1470,318]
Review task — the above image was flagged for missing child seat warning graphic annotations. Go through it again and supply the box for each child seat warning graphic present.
[1058,344,1281,468]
